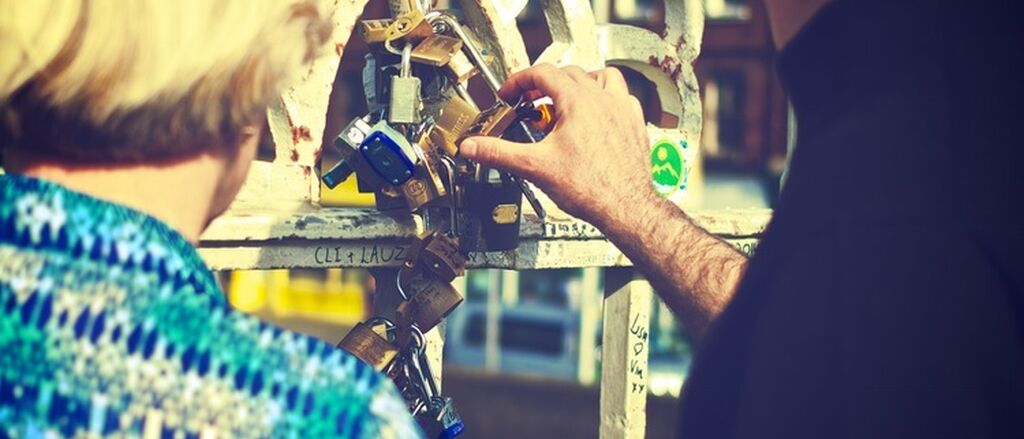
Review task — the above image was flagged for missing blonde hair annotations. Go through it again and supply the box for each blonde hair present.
[0,0,330,162]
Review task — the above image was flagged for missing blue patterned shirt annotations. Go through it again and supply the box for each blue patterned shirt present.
[0,174,422,438]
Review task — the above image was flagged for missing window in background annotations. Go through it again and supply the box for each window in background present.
[701,69,747,160]
[704,0,752,21]
[613,0,658,22]
[517,269,582,308]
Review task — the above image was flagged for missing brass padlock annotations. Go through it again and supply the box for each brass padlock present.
[457,101,520,144]
[385,9,434,44]
[402,174,441,211]
[396,270,465,333]
[359,19,394,44]
[376,184,409,211]
[404,231,466,282]
[420,233,466,282]
[337,318,399,371]
[428,95,479,156]
[445,51,478,84]
[410,35,464,67]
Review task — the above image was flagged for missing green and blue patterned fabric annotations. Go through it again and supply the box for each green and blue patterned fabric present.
[0,174,422,438]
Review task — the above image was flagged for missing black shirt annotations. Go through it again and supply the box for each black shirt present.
[678,1,1024,437]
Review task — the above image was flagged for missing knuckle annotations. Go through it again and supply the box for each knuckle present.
[604,67,625,82]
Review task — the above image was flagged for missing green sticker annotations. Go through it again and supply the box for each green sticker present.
[650,139,684,195]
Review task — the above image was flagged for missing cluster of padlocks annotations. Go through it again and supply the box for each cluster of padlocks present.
[328,3,554,437]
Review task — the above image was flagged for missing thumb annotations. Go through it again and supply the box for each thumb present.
[460,136,536,176]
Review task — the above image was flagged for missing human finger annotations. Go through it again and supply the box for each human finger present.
[459,136,542,178]
[496,63,577,104]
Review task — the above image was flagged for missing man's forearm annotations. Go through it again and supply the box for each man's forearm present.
[595,193,748,338]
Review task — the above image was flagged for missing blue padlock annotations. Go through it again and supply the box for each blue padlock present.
[359,121,418,186]
[416,396,464,439]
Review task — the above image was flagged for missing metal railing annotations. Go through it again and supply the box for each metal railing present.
[198,1,770,437]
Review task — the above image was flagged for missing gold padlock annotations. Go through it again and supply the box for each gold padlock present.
[396,271,465,333]
[410,34,464,67]
[445,51,478,84]
[418,138,449,202]
[359,19,394,44]
[429,95,480,156]
[403,231,466,282]
[457,101,520,145]
[420,233,466,282]
[337,319,399,371]
[385,9,434,43]
[401,174,441,211]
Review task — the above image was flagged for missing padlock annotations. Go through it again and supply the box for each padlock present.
[375,184,409,211]
[404,231,466,282]
[402,174,440,211]
[389,43,423,125]
[410,34,464,67]
[384,8,434,44]
[444,51,478,84]
[323,115,383,190]
[359,120,418,186]
[421,233,466,282]
[359,19,394,44]
[456,101,520,144]
[336,318,399,371]
[465,177,523,252]
[396,269,464,333]
[428,94,479,156]
[416,396,465,439]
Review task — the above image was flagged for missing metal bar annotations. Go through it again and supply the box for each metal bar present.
[577,267,601,385]
[599,267,652,439]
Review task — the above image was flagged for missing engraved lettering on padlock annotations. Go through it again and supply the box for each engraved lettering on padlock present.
[420,234,466,282]
[337,321,398,371]
[397,273,464,332]
[410,35,463,67]
[402,177,435,211]
[389,44,423,125]
[491,203,519,225]
[359,19,394,43]
[429,95,479,156]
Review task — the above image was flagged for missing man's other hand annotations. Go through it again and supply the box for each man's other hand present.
[459,64,656,227]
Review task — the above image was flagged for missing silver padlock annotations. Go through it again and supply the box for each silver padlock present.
[389,43,423,125]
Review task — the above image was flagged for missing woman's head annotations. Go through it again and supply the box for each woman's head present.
[0,0,330,163]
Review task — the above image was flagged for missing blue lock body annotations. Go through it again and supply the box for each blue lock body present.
[359,122,417,186]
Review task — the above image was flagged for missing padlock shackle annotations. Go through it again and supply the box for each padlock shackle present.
[438,155,460,236]
[426,12,502,96]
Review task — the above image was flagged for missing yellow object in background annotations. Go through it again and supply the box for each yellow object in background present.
[228,268,368,326]
[320,159,375,207]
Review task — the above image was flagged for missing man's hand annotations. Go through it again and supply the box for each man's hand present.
[460,64,657,229]
[460,63,749,338]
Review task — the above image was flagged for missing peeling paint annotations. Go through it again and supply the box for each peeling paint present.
[290,125,313,146]
[648,55,683,82]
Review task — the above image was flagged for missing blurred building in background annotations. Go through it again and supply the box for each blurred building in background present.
[229,1,787,437]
